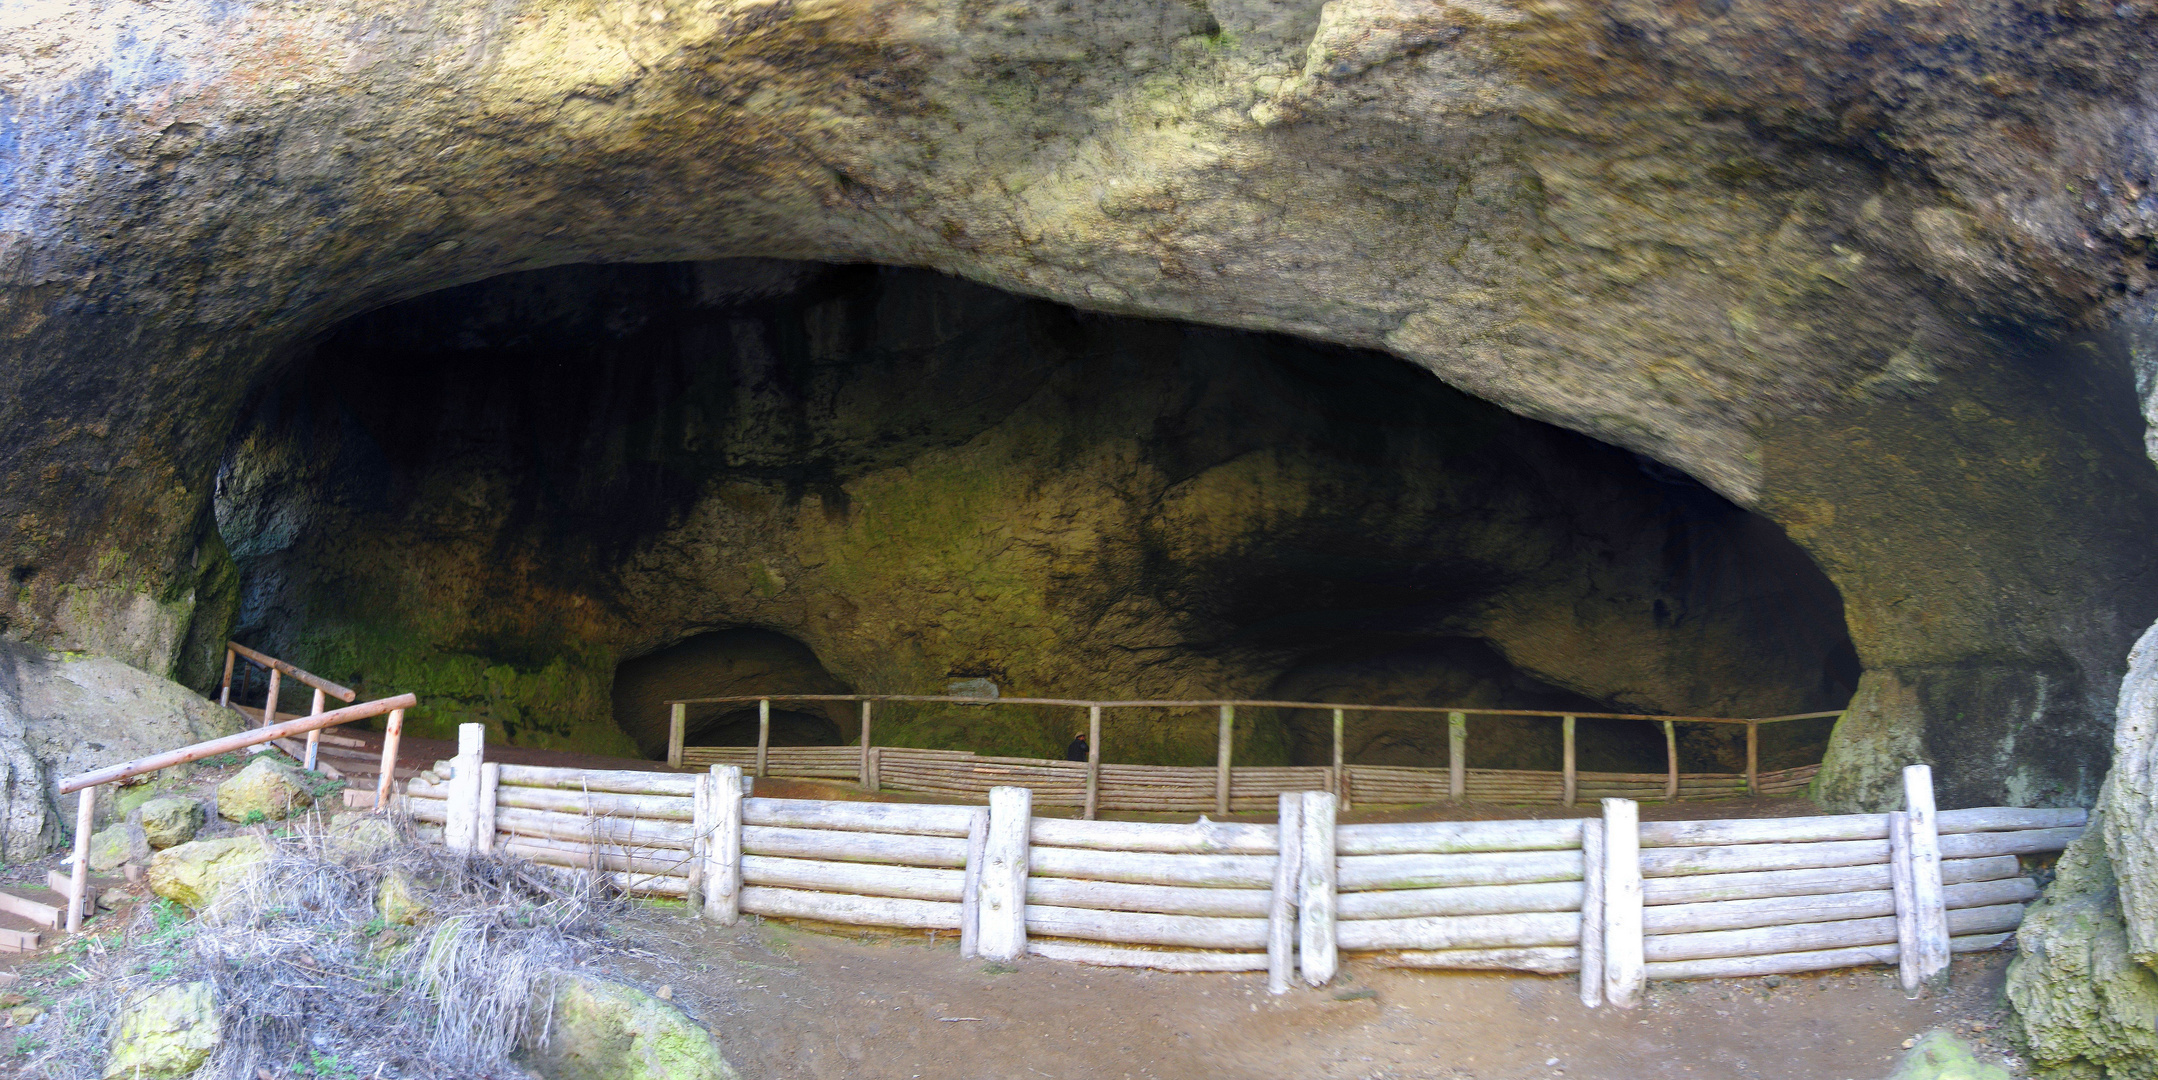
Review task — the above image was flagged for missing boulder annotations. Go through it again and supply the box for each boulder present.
[325,812,400,859]
[523,973,737,1080]
[102,981,220,1080]
[86,821,152,872]
[146,835,269,910]
[1884,1031,2012,1080]
[215,757,313,822]
[374,871,430,926]
[135,797,206,849]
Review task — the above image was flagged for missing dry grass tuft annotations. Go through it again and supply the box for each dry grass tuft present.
[24,817,628,1079]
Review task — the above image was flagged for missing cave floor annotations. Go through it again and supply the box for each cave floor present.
[612,905,2027,1080]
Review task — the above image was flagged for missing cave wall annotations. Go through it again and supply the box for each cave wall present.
[217,261,1855,764]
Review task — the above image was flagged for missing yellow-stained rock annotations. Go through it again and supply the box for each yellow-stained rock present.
[102,982,219,1079]
[146,835,268,910]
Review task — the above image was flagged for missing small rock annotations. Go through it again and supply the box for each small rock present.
[1762,974,1784,989]
[146,835,269,910]
[135,797,206,849]
[521,972,739,1080]
[325,812,399,859]
[8,1004,42,1026]
[375,871,431,926]
[1887,1030,2012,1080]
[216,757,314,822]
[102,981,220,1079]
[87,821,153,872]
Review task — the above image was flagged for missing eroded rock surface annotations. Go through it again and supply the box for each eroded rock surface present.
[523,973,738,1080]
[147,835,269,910]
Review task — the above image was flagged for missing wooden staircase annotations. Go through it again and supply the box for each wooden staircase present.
[0,871,119,951]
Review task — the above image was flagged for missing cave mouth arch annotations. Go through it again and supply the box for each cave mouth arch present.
[215,258,1859,768]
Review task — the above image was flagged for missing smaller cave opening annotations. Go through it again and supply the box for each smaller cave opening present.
[610,629,854,758]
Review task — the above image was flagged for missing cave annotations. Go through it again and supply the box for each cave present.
[212,260,1860,772]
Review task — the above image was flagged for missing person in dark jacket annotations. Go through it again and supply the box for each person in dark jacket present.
[1065,733,1089,762]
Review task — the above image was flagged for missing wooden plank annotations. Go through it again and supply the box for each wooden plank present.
[1640,838,1889,877]
[1332,709,1347,811]
[1663,721,1678,800]
[496,805,695,849]
[1084,705,1102,821]
[1579,818,1604,1008]
[860,700,873,789]
[756,699,770,779]
[65,788,93,933]
[742,825,966,867]
[1745,720,1757,797]
[740,885,961,930]
[1336,819,1581,856]
[1639,815,1890,848]
[1026,940,1266,972]
[741,855,964,901]
[1031,817,1278,855]
[1891,810,1920,995]
[1337,910,1580,951]
[1026,904,1269,949]
[1374,946,1580,974]
[1299,791,1338,986]
[1336,880,1584,921]
[1644,933,2016,981]
[1268,792,1302,994]
[1646,889,1895,935]
[1029,847,1276,888]
[1337,850,1583,892]
[1026,875,1272,918]
[1938,827,2084,858]
[1562,715,1577,807]
[446,725,483,853]
[499,837,697,878]
[744,798,975,837]
[374,708,406,813]
[1642,855,2022,906]
[1905,764,1951,991]
[226,640,356,701]
[1602,798,1644,1009]
[1642,904,2026,965]
[1936,807,2088,833]
[978,786,1032,962]
[960,807,989,958]
[1448,712,1466,800]
[1217,705,1233,817]
[497,786,693,822]
[477,762,500,856]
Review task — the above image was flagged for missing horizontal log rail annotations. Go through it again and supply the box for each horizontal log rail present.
[663,692,1839,725]
[223,641,356,703]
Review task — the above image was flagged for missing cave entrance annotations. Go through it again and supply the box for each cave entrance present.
[610,630,855,758]
[217,259,1857,775]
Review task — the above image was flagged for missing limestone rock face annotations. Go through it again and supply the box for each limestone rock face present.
[86,821,152,872]
[134,797,206,849]
[215,757,314,822]
[524,974,737,1080]
[147,835,269,910]
[375,871,430,926]
[102,982,220,1080]
[325,813,399,860]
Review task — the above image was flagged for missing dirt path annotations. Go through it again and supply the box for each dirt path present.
[609,908,2029,1080]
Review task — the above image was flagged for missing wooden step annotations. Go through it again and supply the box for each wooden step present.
[0,910,42,952]
[0,883,85,930]
[44,871,124,918]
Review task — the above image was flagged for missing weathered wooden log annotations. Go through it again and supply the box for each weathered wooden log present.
[1640,838,1889,877]
[477,762,501,856]
[741,825,967,867]
[1639,815,1890,848]
[1603,798,1644,1009]
[493,764,699,797]
[1337,850,1583,892]
[1579,818,1605,1008]
[743,798,975,837]
[1905,765,1951,992]
[740,885,962,930]
[62,692,417,795]
[1642,855,2022,906]
[500,836,697,877]
[978,787,1032,962]
[494,805,696,849]
[1647,889,1898,936]
[1374,946,1581,974]
[1268,791,1302,995]
[1936,807,2089,833]
[1030,817,1278,855]
[1026,940,1267,972]
[1335,819,1582,856]
[493,784,695,822]
[1025,904,1270,949]
[1938,827,2084,859]
[1643,932,2016,981]
[1336,910,1581,951]
[1029,847,1276,888]
[1335,880,1585,921]
[1891,810,1921,995]
[1300,791,1338,986]
[1644,903,2026,963]
[741,855,964,901]
[960,806,989,958]
[707,766,743,925]
[1026,877,1272,918]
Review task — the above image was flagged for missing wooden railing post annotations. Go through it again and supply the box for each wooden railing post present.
[65,787,94,933]
[1662,720,1679,800]
[260,665,281,729]
[373,708,406,813]
[1332,709,1349,811]
[1216,705,1234,816]
[667,703,686,769]
[705,765,743,925]
[1448,712,1466,800]
[1889,809,1919,996]
[445,723,486,852]
[1267,791,1304,994]
[1562,715,1577,807]
[1902,764,1950,991]
[219,647,235,709]
[303,689,326,771]
[860,700,875,790]
[756,699,770,779]
[1601,798,1644,1008]
[960,805,990,957]
[1578,817,1606,1007]
[1297,790,1338,986]
[1083,705,1102,820]
[1746,720,1759,797]
[978,786,1032,962]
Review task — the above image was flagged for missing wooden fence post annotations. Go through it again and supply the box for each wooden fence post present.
[1562,715,1577,807]
[1745,720,1759,798]
[1217,705,1234,816]
[1903,763,1950,991]
[979,786,1032,962]
[261,666,281,729]
[1298,790,1338,986]
[219,648,235,708]
[476,762,500,854]
[1601,798,1644,1008]
[1448,712,1466,800]
[303,688,326,772]
[373,708,405,814]
[667,703,686,769]
[65,787,93,933]
[1662,721,1679,800]
[756,699,770,779]
[705,765,743,924]
[1268,791,1304,994]
[1083,705,1102,820]
[1332,709,1349,811]
[861,700,876,790]
[960,806,990,957]
[1578,817,1605,1008]
[687,771,711,912]
[445,723,485,852]
[1889,809,1920,997]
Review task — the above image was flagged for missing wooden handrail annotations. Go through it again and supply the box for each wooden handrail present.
[225,641,356,703]
[59,693,414,794]
[658,693,1843,726]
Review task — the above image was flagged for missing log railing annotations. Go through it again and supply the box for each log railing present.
[55,692,417,933]
[663,694,1844,816]
[403,740,2075,1000]
[218,641,358,771]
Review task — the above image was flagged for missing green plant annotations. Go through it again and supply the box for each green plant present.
[300,1049,359,1078]
[242,809,268,825]
[10,1033,41,1057]
[981,960,1017,975]
[197,751,247,769]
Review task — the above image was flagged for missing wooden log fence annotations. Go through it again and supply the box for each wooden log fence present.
[405,743,2077,1002]
[669,695,1837,817]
